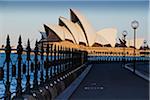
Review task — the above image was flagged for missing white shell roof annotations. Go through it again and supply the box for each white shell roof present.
[39,25,48,38]
[127,38,144,49]
[96,28,117,47]
[44,24,75,43]
[74,23,87,45]
[62,26,75,43]
[95,34,109,45]
[70,9,96,46]
[59,17,87,45]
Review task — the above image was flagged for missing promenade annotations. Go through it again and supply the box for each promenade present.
[70,62,149,100]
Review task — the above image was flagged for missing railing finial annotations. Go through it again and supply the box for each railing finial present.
[6,35,10,46]
[18,35,22,46]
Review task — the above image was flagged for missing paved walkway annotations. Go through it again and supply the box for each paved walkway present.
[70,62,149,100]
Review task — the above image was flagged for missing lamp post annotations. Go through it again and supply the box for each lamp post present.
[122,30,128,66]
[131,20,139,73]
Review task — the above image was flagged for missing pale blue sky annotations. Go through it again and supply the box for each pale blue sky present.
[0,1,149,47]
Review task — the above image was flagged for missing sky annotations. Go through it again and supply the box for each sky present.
[0,0,149,48]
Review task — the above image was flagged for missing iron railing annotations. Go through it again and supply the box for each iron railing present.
[0,35,88,99]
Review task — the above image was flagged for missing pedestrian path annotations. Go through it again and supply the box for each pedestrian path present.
[70,62,149,100]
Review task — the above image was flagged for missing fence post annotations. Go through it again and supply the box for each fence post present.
[33,40,39,88]
[50,44,53,77]
[72,48,74,70]
[67,48,70,71]
[65,48,68,71]
[62,47,65,72]
[57,45,60,74]
[74,49,77,68]
[40,42,44,85]
[5,35,11,99]
[60,46,62,73]
[16,36,23,97]
[54,45,56,76]
[26,39,31,93]
[64,47,67,72]
[68,48,71,71]
[56,45,58,75]
[45,44,49,82]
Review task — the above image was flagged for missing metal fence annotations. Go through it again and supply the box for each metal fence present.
[0,35,88,99]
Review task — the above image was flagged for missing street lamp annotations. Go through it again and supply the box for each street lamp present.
[122,30,128,66]
[131,20,139,73]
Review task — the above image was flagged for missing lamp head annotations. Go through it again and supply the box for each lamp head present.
[122,30,128,37]
[144,40,147,44]
[131,20,139,29]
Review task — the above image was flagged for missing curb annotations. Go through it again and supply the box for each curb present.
[55,64,92,100]
[124,65,150,81]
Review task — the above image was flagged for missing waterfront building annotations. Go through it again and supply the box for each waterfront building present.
[39,9,149,57]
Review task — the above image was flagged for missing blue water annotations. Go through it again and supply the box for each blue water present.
[88,56,149,61]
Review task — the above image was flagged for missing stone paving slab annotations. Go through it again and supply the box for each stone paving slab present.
[70,62,149,100]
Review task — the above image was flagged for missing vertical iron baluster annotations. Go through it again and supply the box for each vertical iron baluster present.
[66,47,68,71]
[50,44,53,78]
[45,44,49,81]
[75,49,77,68]
[5,35,11,99]
[57,46,60,74]
[54,45,56,76]
[64,47,66,72]
[78,50,80,66]
[75,49,78,67]
[56,45,58,75]
[67,48,69,71]
[40,42,44,85]
[79,50,81,65]
[84,51,85,63]
[77,49,79,66]
[69,48,71,70]
[26,39,31,93]
[16,36,23,97]
[83,51,85,63]
[72,48,74,71]
[66,48,68,71]
[60,46,62,73]
[79,50,81,66]
[0,67,4,81]
[73,49,76,69]
[80,50,82,65]
[81,50,83,65]
[76,49,78,68]
[62,47,65,72]
[33,40,39,88]
[85,51,87,63]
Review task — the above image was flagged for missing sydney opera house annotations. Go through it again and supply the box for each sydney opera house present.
[39,9,149,56]
[40,9,118,47]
